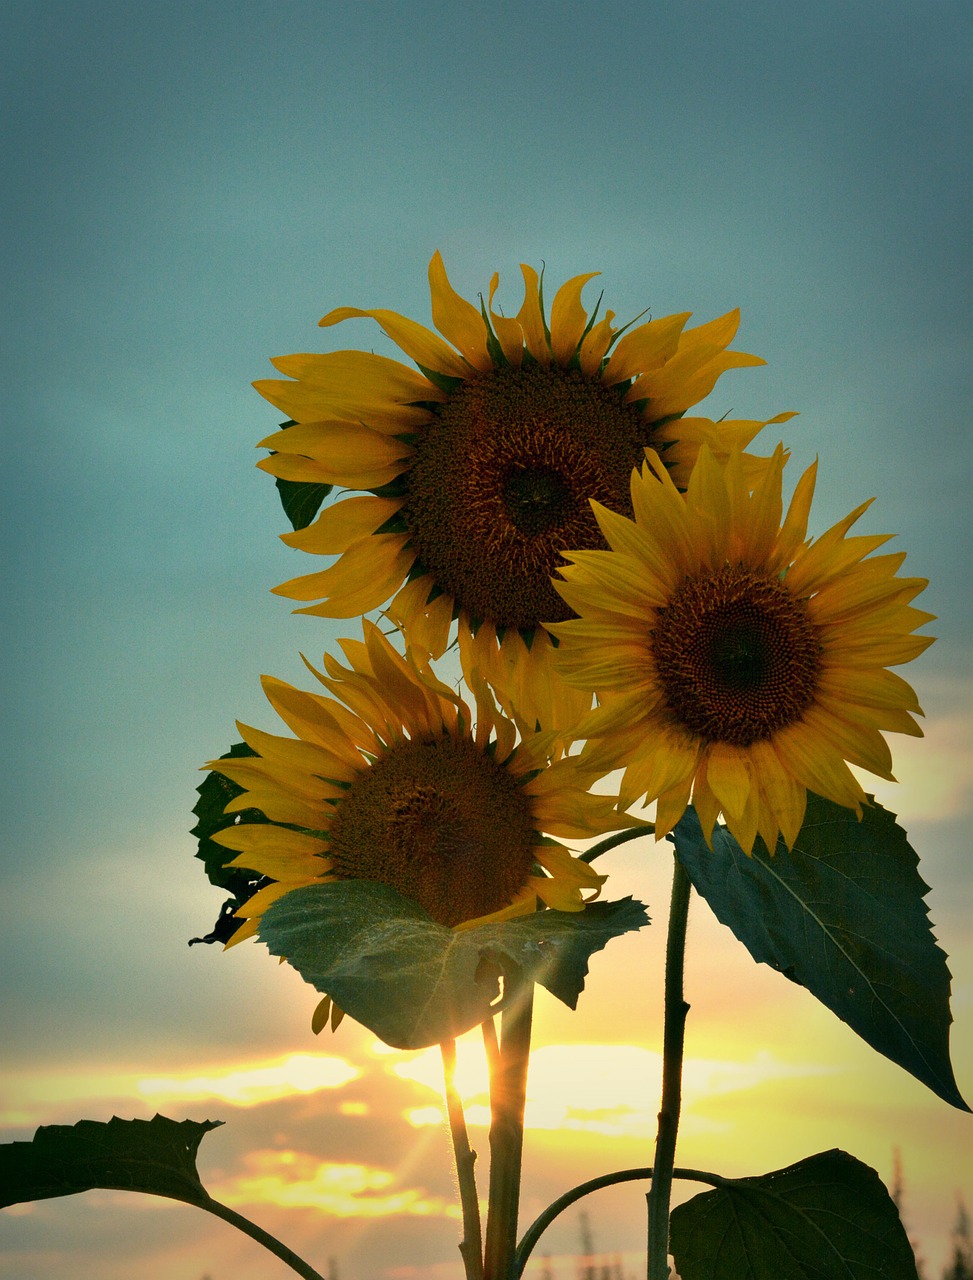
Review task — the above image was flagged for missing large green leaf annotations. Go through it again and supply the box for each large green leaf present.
[259,881,649,1049]
[672,795,968,1110]
[0,1116,221,1209]
[669,1149,919,1280]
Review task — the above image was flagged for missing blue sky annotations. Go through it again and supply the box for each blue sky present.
[2,2,971,1277]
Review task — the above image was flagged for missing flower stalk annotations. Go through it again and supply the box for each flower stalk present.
[483,979,535,1280]
[441,1038,485,1280]
[646,854,693,1280]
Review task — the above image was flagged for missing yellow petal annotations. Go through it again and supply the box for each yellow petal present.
[257,439,411,492]
[226,847,331,880]
[256,453,347,485]
[799,705,894,779]
[772,722,867,812]
[253,376,426,429]
[679,307,742,356]
[388,575,454,659]
[601,313,691,385]
[222,787,324,828]
[533,841,607,890]
[579,310,617,376]
[258,418,412,467]
[266,350,441,426]
[223,917,260,948]
[816,664,924,715]
[428,251,493,372]
[488,271,525,365]
[618,728,700,806]
[236,880,317,920]
[213,824,330,860]
[704,745,752,819]
[281,495,404,554]
[273,534,413,615]
[549,272,600,364]
[748,740,807,850]
[516,264,550,365]
[235,720,358,782]
[209,756,339,804]
[653,774,695,840]
[262,675,375,757]
[271,349,435,399]
[319,306,471,379]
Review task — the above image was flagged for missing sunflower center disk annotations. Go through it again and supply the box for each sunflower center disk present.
[651,566,822,746]
[404,365,648,631]
[502,464,574,537]
[326,736,536,926]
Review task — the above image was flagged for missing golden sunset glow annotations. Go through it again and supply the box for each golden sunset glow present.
[392,1041,836,1138]
[211,1150,462,1219]
[1,1053,360,1126]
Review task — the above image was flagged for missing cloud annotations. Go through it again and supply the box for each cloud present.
[2,1052,360,1127]
[209,1149,461,1219]
[137,1053,359,1107]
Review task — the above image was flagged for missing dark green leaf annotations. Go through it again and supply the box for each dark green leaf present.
[0,1116,222,1209]
[669,1149,920,1280]
[672,794,968,1110]
[190,742,270,945]
[275,476,333,531]
[258,881,648,1049]
[191,742,263,891]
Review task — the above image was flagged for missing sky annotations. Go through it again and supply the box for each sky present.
[1,1,971,1277]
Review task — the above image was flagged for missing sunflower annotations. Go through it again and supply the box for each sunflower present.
[253,252,792,730]
[205,622,636,965]
[550,445,935,854]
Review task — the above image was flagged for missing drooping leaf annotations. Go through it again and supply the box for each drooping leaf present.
[669,1149,919,1280]
[258,880,649,1049]
[672,794,968,1110]
[190,742,270,945]
[0,1116,222,1210]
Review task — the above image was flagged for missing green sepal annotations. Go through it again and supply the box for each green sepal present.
[264,421,333,531]
[414,363,466,396]
[258,881,649,1049]
[672,794,968,1110]
[669,1149,920,1280]
[275,476,334,531]
[0,1116,222,1210]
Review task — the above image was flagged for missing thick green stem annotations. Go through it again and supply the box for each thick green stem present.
[441,1038,485,1280]
[483,980,534,1280]
[198,1195,326,1280]
[646,854,692,1280]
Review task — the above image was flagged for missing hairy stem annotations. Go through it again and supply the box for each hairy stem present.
[646,854,693,1280]
[483,980,534,1280]
[441,1038,485,1280]
[199,1196,327,1280]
